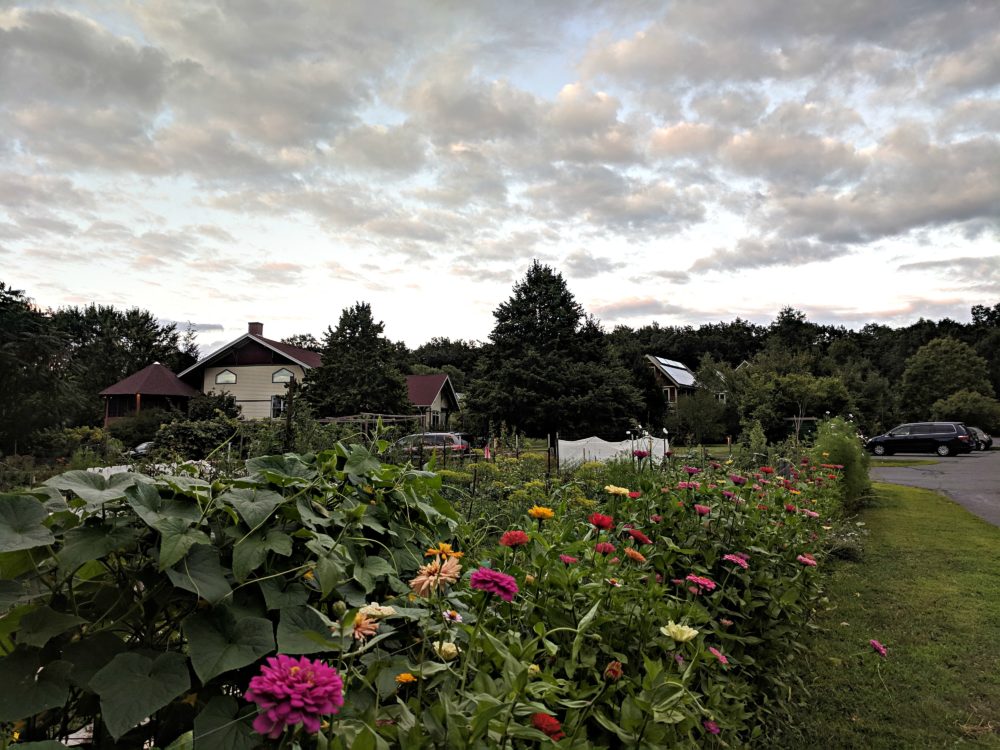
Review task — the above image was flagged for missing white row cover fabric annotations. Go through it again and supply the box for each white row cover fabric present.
[557,436,670,466]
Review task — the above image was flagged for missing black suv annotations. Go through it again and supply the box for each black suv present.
[865,422,974,457]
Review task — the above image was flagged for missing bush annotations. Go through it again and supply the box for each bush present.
[107,407,176,447]
[811,416,870,513]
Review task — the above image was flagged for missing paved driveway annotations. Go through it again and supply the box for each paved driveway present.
[869,450,1000,527]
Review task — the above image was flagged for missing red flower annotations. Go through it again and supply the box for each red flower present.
[594,542,616,555]
[588,513,614,531]
[784,504,797,513]
[499,530,530,547]
[760,466,775,474]
[626,528,652,545]
[628,491,642,499]
[531,713,565,741]
[694,504,711,516]
[604,660,624,681]
[559,554,578,565]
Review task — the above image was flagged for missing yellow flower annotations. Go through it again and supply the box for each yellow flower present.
[395,672,417,685]
[302,570,315,581]
[660,621,699,642]
[433,641,460,661]
[528,505,555,520]
[525,574,536,585]
[425,542,464,559]
[604,484,631,496]
[528,664,542,676]
[822,452,830,458]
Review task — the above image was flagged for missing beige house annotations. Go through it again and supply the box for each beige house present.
[406,374,460,430]
[178,322,322,419]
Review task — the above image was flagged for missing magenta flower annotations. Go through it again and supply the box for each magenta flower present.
[729,475,748,486]
[470,567,519,601]
[797,553,817,567]
[685,574,717,592]
[703,720,721,735]
[694,504,711,516]
[722,553,749,569]
[633,449,650,458]
[708,646,729,665]
[245,655,344,739]
[683,466,702,475]
[722,490,735,499]
[594,542,616,555]
[559,554,579,565]
[870,639,888,657]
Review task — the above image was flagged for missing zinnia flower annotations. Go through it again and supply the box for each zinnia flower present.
[245,655,344,739]
[870,639,888,658]
[784,504,797,513]
[624,547,646,563]
[499,530,530,547]
[425,542,463,559]
[588,512,615,530]
[626,528,652,545]
[359,603,397,619]
[409,556,463,597]
[531,713,565,741]
[694,504,711,516]
[660,621,699,642]
[729,475,748,486]
[684,466,702,475]
[797,553,817,567]
[628,490,642,498]
[395,672,417,685]
[470,567,519,601]
[528,505,554,520]
[351,613,379,641]
[442,609,462,623]
[632,449,649,458]
[604,484,631,496]
[723,553,749,569]
[685,574,717,592]
[708,646,729,665]
[604,660,624,681]
[559,554,579,565]
[594,542,616,555]
[704,720,721,735]
[432,641,460,660]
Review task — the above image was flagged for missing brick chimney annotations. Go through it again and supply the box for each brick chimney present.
[248,322,263,336]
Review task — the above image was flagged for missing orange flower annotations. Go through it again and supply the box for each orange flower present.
[352,612,380,641]
[409,556,463,597]
[425,542,464,559]
[395,672,417,685]
[528,505,555,520]
[624,547,647,564]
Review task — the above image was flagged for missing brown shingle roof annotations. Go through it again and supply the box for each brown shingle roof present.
[100,363,201,397]
[406,374,452,407]
[257,336,323,368]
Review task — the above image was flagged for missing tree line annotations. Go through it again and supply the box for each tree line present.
[3,267,999,457]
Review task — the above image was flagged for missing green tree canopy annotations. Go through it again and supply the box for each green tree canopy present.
[303,302,411,417]
[465,262,641,439]
[930,389,1000,433]
[900,337,994,419]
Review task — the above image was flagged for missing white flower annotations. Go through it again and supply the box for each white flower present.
[433,641,460,661]
[359,603,397,619]
[660,621,699,642]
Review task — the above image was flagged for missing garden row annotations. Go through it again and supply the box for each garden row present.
[0,420,868,748]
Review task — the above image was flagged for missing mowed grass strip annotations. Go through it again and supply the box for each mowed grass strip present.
[780,483,1000,748]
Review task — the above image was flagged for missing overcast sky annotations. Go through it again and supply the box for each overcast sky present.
[2,1,998,352]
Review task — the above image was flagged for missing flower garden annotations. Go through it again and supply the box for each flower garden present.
[0,420,874,748]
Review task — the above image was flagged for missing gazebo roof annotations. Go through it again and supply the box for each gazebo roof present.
[99,363,201,397]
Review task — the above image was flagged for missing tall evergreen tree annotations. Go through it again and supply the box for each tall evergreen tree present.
[465,261,641,439]
[303,302,410,417]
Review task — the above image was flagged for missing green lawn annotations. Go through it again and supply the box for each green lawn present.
[868,457,939,467]
[774,483,1000,748]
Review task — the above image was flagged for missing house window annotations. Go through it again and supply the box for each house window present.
[215,369,237,385]
[272,368,294,383]
[271,395,287,419]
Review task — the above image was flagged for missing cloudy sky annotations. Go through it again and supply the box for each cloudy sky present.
[2,1,998,352]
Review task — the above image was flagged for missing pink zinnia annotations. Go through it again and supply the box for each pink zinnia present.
[729,475,747,486]
[559,554,578,565]
[470,567,519,601]
[650,514,663,523]
[627,528,652,545]
[628,490,642,498]
[685,574,716,592]
[797,553,817,567]
[703,720,721,735]
[499,530,530,547]
[588,513,614,531]
[722,553,748,569]
[869,639,888,658]
[694,504,711,516]
[801,509,820,519]
[784,504,797,513]
[708,646,729,665]
[684,466,701,475]
[722,490,735,499]
[594,542,616,555]
[245,655,344,739]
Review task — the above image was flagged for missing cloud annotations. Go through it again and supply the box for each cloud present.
[564,249,625,278]
[690,238,850,273]
[246,262,304,285]
[160,320,225,332]
[590,296,688,320]
[897,255,1000,293]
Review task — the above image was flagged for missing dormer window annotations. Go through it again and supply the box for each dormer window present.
[215,369,237,385]
[272,368,294,383]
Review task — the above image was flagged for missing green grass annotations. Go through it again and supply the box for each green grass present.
[868,458,939,467]
[774,483,1000,747]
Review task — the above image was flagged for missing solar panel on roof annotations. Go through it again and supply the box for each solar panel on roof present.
[663,365,696,386]
[656,357,685,368]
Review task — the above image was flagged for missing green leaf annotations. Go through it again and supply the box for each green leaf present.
[246,455,317,487]
[17,606,87,647]
[63,632,128,688]
[163,731,194,750]
[276,606,335,654]
[44,470,136,508]
[159,475,212,501]
[218,487,285,529]
[0,580,24,613]
[258,579,309,610]
[0,649,72,722]
[58,523,139,572]
[570,601,601,669]
[90,651,191,741]
[0,494,54,552]
[344,445,380,477]
[157,518,212,570]
[184,607,275,683]
[232,530,293,582]
[16,742,71,749]
[166,544,232,604]
[193,696,257,750]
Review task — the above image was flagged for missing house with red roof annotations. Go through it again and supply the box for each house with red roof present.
[100,362,202,427]
[406,373,460,430]
[177,322,322,419]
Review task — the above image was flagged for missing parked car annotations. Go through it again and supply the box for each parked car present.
[968,426,993,451]
[865,422,974,457]
[126,441,154,458]
[391,432,471,457]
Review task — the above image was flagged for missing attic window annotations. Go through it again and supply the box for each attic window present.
[272,368,294,383]
[215,369,237,385]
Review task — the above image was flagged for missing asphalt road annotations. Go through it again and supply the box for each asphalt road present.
[869,449,1000,527]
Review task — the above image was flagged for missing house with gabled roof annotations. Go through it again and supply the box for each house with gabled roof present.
[100,362,201,427]
[406,373,460,430]
[645,355,699,406]
[177,322,322,419]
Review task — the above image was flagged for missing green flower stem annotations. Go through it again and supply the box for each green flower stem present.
[458,593,490,694]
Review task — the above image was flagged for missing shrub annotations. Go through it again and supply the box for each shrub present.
[811,416,870,513]
[106,407,176,447]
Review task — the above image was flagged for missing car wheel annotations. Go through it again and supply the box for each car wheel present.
[936,444,951,457]
[872,444,886,456]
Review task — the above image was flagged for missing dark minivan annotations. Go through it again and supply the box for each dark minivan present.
[865,422,974,457]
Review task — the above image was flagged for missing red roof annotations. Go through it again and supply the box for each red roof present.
[100,363,201,397]
[406,374,453,407]
[257,336,323,368]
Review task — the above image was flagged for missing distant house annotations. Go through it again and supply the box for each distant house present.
[177,322,322,419]
[406,374,460,430]
[645,356,699,406]
[100,362,201,427]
